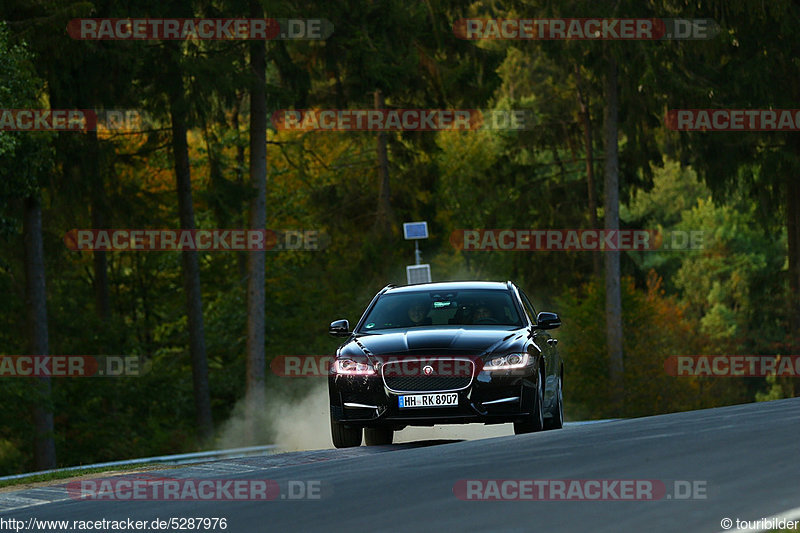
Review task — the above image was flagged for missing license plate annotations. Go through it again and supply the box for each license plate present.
[398,393,458,408]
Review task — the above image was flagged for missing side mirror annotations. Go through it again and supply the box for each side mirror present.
[329,319,351,337]
[535,312,561,330]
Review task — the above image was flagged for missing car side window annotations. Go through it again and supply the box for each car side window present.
[519,290,537,325]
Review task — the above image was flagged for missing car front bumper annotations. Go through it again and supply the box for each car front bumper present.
[328,367,540,428]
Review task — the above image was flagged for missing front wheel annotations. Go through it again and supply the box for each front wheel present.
[331,415,362,448]
[544,372,564,430]
[514,369,544,435]
[364,427,393,445]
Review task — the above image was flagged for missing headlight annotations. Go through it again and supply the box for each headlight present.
[333,358,375,375]
[483,353,529,370]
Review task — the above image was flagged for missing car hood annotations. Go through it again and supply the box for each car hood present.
[339,327,531,358]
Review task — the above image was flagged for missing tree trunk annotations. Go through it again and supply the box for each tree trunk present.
[233,94,248,280]
[168,52,214,442]
[245,0,267,443]
[603,56,624,409]
[24,195,56,469]
[374,89,393,233]
[575,65,601,278]
[87,130,111,321]
[787,166,800,348]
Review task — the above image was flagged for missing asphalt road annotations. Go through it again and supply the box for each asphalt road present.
[2,398,799,533]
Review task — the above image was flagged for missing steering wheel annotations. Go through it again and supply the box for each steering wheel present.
[475,317,500,324]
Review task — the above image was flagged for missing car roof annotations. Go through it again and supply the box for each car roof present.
[383,281,512,294]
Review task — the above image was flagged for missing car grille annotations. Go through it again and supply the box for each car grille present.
[381,358,474,393]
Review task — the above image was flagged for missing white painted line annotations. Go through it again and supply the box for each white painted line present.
[0,496,71,513]
[625,433,676,441]
[0,444,278,483]
[564,419,620,426]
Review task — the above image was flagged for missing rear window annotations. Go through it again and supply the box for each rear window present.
[358,289,522,331]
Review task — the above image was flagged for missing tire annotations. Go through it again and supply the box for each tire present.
[514,369,545,435]
[364,427,393,445]
[330,415,362,448]
[543,372,564,430]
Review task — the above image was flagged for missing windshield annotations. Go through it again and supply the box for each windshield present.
[358,289,523,331]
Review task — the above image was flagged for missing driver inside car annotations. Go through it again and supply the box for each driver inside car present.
[472,304,495,323]
[407,303,432,326]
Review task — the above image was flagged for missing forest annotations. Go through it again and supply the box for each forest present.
[0,0,798,475]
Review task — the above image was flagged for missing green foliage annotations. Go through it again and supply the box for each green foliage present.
[674,199,785,346]
[0,22,53,228]
[625,159,787,353]
[557,273,746,419]
[755,375,794,402]
[0,438,25,475]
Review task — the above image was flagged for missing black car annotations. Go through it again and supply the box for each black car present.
[327,281,563,447]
